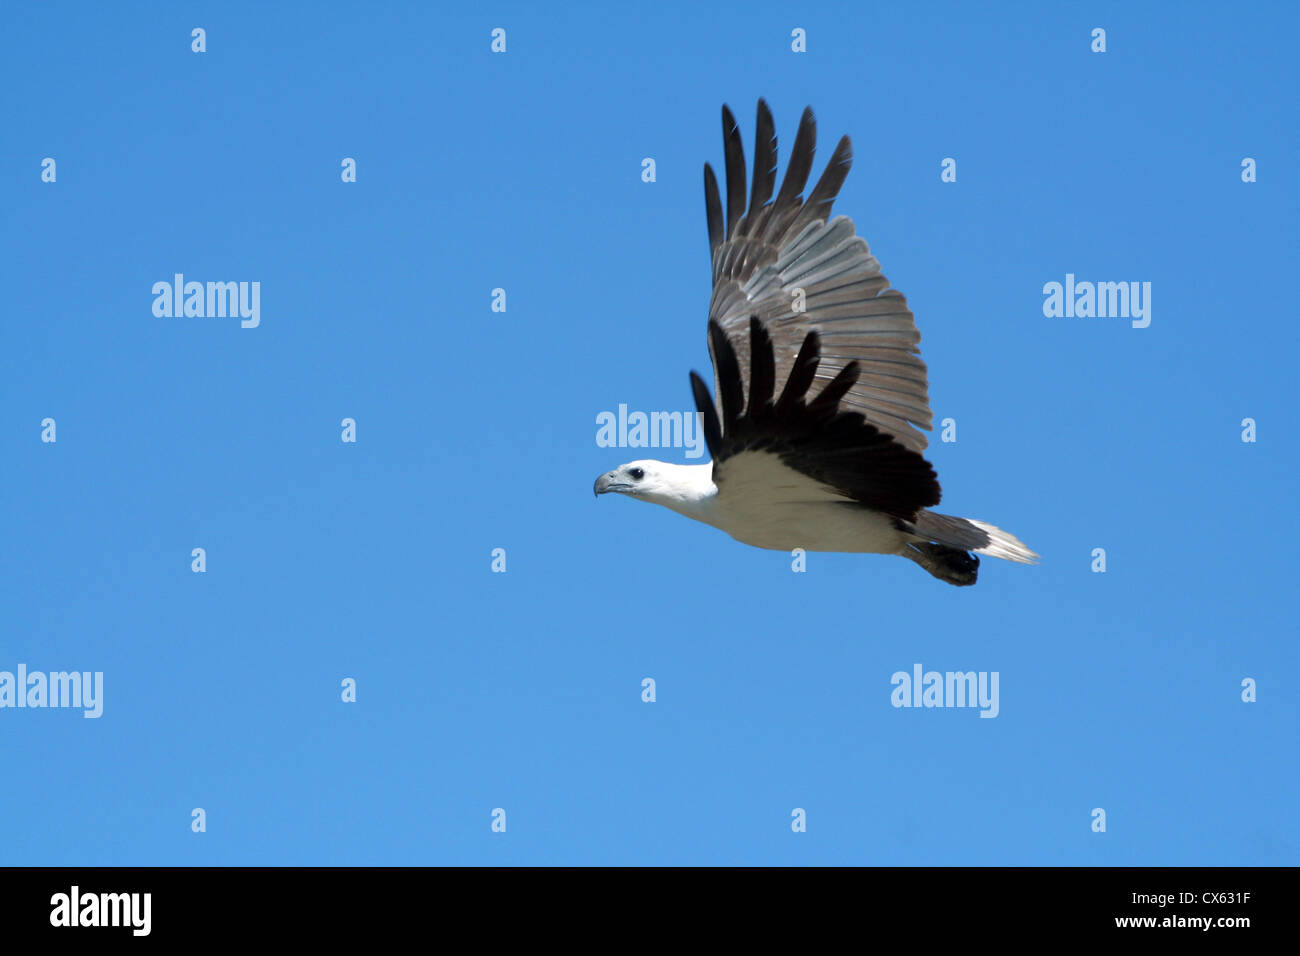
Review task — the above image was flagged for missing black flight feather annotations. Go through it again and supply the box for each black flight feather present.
[721,105,747,240]
[695,317,941,520]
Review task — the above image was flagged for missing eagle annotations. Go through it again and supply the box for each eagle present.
[594,100,1036,586]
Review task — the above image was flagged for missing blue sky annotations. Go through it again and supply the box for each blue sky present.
[2,1,1296,865]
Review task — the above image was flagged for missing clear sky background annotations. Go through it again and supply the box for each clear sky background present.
[2,1,1296,866]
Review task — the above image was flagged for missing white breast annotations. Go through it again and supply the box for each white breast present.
[685,451,909,555]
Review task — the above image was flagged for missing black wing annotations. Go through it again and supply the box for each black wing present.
[690,317,941,521]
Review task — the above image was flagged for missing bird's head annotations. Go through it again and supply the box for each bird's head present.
[593,460,715,511]
[593,460,666,499]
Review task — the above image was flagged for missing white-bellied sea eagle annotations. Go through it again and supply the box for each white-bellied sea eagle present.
[594,100,1037,586]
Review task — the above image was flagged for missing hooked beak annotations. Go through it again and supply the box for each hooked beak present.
[594,472,632,497]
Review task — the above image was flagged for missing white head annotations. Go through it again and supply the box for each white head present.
[593,459,716,517]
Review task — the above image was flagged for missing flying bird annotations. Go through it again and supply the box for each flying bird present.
[594,100,1036,585]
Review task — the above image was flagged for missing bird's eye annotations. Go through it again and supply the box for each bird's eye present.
[629,467,645,481]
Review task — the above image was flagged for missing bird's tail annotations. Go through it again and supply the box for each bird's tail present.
[898,510,1038,586]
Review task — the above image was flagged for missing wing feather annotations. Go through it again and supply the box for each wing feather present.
[690,317,941,519]
[705,101,933,454]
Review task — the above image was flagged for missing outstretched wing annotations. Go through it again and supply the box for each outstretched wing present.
[704,99,933,454]
[690,317,941,521]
